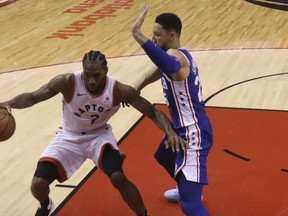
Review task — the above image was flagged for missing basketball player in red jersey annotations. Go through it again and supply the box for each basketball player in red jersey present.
[0,50,187,216]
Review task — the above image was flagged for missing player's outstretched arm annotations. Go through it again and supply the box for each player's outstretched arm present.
[131,5,182,75]
[117,82,187,151]
[0,74,71,110]
[131,95,187,152]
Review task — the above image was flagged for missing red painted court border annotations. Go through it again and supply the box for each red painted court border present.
[0,0,17,7]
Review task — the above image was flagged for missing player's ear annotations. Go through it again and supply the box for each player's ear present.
[170,32,176,40]
[103,66,108,73]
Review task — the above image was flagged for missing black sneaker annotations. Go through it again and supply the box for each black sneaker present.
[35,199,54,216]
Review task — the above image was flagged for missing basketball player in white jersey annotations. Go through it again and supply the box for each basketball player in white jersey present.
[0,50,187,216]
[130,5,213,216]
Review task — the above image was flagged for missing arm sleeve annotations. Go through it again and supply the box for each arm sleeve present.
[141,40,181,74]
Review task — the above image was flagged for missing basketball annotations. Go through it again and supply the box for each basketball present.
[0,108,16,142]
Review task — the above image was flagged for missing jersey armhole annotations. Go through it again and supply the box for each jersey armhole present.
[112,81,120,106]
[63,73,75,103]
[179,50,190,66]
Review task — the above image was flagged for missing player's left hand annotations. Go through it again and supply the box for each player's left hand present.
[130,4,148,34]
[164,135,188,152]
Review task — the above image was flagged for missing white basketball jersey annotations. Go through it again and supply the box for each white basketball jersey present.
[61,71,120,133]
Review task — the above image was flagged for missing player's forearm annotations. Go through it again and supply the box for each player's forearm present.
[134,67,161,92]
[134,75,155,92]
[152,109,176,137]
[152,109,188,152]
[131,29,148,45]
[5,93,38,109]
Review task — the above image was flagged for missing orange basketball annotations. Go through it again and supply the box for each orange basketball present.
[0,108,16,142]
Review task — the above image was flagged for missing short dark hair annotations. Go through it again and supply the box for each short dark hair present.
[155,13,182,35]
[82,50,107,67]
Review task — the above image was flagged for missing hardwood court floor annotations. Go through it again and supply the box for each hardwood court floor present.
[0,0,288,215]
[1,0,288,74]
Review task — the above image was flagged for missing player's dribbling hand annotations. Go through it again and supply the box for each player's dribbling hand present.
[164,135,188,152]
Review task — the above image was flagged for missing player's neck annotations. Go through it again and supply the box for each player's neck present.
[168,40,181,49]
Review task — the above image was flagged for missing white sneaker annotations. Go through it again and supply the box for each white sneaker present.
[164,188,180,203]
[164,188,204,203]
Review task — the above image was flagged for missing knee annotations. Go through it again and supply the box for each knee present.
[30,177,49,194]
[109,172,127,189]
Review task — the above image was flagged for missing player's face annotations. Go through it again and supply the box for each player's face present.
[82,60,108,94]
[152,23,171,51]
